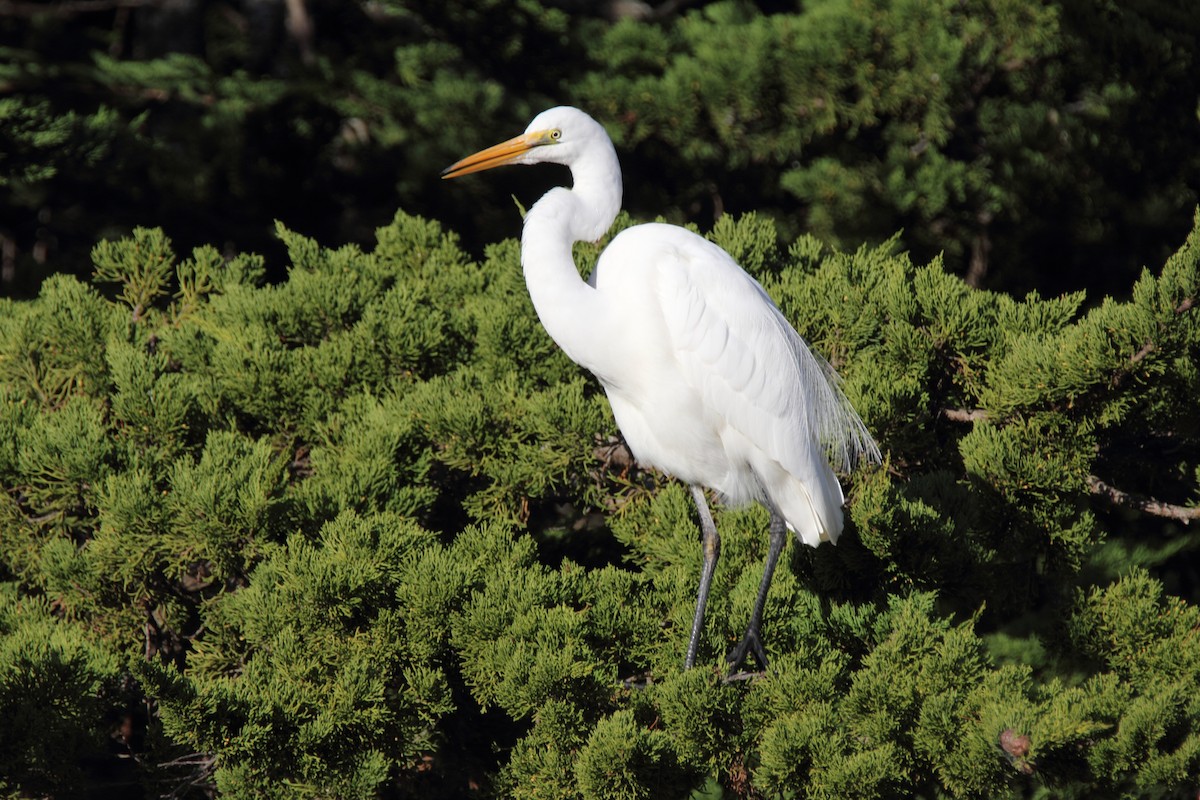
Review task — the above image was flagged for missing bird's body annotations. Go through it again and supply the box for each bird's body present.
[444,106,879,671]
[568,222,849,547]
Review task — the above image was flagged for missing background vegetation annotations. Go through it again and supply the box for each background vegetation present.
[2,0,1199,299]
[1,0,1199,797]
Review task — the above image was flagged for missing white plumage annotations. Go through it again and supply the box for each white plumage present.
[444,106,880,671]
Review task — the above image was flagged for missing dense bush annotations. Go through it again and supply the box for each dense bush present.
[0,208,1197,797]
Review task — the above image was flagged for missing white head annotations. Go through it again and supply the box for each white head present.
[520,106,612,166]
[441,106,617,177]
[442,106,624,242]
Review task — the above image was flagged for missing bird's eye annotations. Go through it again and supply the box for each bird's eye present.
[550,129,562,141]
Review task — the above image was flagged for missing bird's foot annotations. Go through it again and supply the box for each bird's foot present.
[726,626,769,676]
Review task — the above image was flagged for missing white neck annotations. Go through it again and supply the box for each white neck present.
[520,140,622,372]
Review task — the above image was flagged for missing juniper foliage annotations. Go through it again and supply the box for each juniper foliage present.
[0,209,1197,797]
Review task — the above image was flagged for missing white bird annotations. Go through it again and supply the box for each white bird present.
[443,106,880,672]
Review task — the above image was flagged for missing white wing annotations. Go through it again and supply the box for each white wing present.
[650,227,879,542]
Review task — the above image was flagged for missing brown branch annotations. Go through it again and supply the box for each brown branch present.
[941,408,990,423]
[1087,475,1200,525]
[965,212,993,289]
[284,0,314,65]
[1127,339,1155,366]
[722,669,766,684]
[0,0,159,16]
[606,0,701,21]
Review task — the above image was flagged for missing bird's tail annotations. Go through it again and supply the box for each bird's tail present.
[761,443,846,548]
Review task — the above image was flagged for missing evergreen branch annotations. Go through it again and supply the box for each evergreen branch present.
[947,295,1194,417]
[1113,295,1195,387]
[1087,475,1200,524]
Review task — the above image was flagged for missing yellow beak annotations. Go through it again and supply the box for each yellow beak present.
[441,130,556,179]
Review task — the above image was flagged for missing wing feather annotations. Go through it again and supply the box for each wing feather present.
[655,234,880,483]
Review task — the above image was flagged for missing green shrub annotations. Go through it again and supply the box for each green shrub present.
[0,208,1197,796]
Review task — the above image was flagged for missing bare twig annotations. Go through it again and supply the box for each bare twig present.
[1087,475,1200,525]
[157,751,217,800]
[158,752,215,769]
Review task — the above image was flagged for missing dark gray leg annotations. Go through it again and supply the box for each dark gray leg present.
[726,510,787,672]
[685,486,720,669]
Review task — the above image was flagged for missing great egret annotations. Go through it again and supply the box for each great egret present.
[443,106,880,672]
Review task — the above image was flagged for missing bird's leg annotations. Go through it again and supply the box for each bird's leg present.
[685,486,720,669]
[726,510,787,673]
